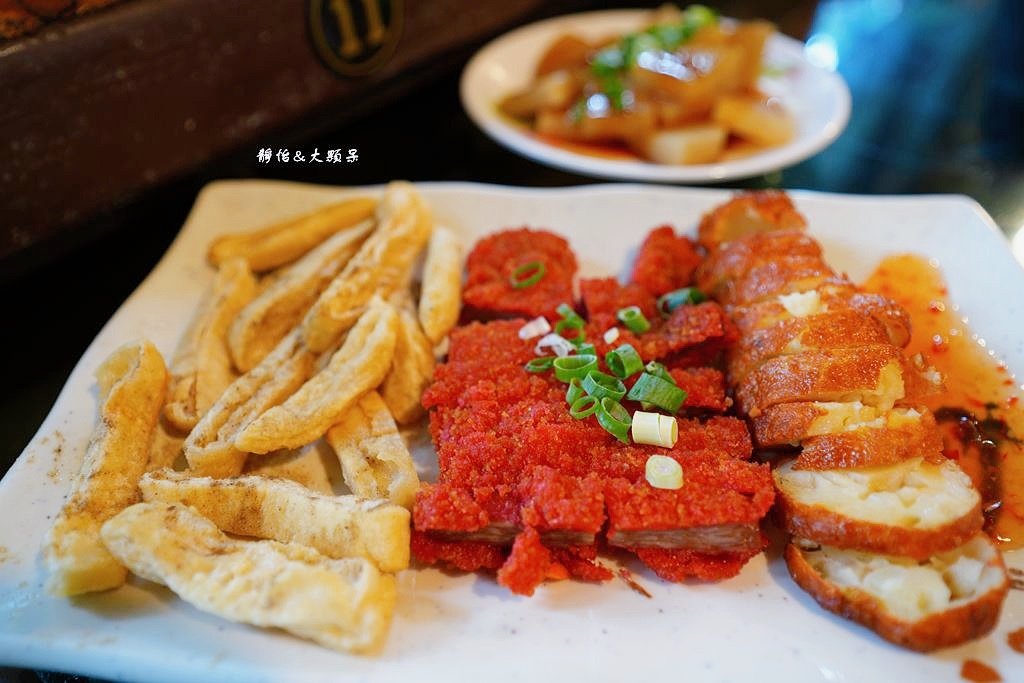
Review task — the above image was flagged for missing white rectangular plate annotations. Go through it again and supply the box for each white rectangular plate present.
[1,182,1022,683]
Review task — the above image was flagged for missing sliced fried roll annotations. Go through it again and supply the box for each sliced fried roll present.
[785,534,1008,651]
[774,457,982,560]
[727,309,893,383]
[696,229,822,298]
[696,190,807,250]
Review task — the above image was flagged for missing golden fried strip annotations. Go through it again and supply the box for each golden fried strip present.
[44,341,168,596]
[101,502,396,653]
[208,196,376,272]
[381,308,435,425]
[164,259,256,431]
[302,181,432,353]
[139,469,410,572]
[184,330,316,477]
[228,219,374,372]
[417,225,462,345]
[326,391,420,510]
[236,297,398,454]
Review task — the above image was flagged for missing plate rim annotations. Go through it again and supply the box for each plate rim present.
[459,8,852,183]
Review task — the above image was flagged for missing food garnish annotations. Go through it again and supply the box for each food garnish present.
[645,454,684,489]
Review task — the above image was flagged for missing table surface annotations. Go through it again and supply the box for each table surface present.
[1,1,1022,681]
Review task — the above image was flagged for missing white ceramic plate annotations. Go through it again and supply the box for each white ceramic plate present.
[460,9,851,183]
[1,182,1021,683]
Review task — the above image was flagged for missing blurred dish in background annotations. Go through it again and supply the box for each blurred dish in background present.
[461,7,851,183]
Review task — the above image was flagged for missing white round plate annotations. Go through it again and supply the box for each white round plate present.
[460,9,851,183]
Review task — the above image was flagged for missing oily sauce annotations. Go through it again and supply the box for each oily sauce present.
[863,254,1024,549]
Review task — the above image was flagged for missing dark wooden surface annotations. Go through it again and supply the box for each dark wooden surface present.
[0,0,557,276]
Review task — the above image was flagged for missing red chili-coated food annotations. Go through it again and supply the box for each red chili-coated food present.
[416,224,771,592]
[580,277,658,320]
[463,228,577,319]
[630,226,702,296]
[668,367,728,412]
[411,531,507,572]
[497,527,553,596]
[632,546,765,582]
[551,545,614,582]
[604,456,774,532]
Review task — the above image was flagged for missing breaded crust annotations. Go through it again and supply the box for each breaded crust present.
[795,410,944,470]
[696,190,807,250]
[774,458,982,560]
[696,229,821,297]
[728,309,892,383]
[736,344,906,414]
[717,255,840,306]
[784,536,1008,651]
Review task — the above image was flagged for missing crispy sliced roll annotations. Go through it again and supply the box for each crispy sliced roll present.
[696,190,807,250]
[774,457,982,559]
[736,344,909,415]
[727,309,893,383]
[785,534,1008,651]
[752,402,939,453]
[696,228,822,298]
[729,286,911,349]
[795,408,944,470]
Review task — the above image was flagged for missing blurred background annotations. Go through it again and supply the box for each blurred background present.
[0,0,1022,679]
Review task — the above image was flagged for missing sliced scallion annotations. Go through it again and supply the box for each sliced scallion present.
[605,343,644,379]
[597,397,632,443]
[510,261,546,289]
[575,341,597,356]
[627,372,688,413]
[525,357,554,373]
[644,360,677,385]
[657,287,707,316]
[582,370,627,401]
[552,354,598,382]
[616,305,651,334]
[569,395,599,419]
[566,377,586,405]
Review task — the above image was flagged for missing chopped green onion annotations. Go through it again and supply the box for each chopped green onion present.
[616,305,651,334]
[645,454,684,490]
[554,317,585,342]
[657,287,707,316]
[556,303,584,325]
[582,370,627,401]
[552,354,598,382]
[603,327,620,344]
[569,395,599,419]
[566,377,586,405]
[605,343,644,379]
[597,397,632,443]
[510,261,546,289]
[632,411,679,447]
[627,372,688,413]
[525,357,554,373]
[575,342,597,356]
[644,360,677,385]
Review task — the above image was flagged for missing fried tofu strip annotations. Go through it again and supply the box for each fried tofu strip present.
[785,534,1008,651]
[164,259,256,431]
[302,181,432,353]
[207,196,376,272]
[184,330,317,477]
[236,298,398,454]
[139,469,410,572]
[326,390,419,510]
[44,341,168,596]
[418,225,463,345]
[774,457,982,560]
[228,219,375,372]
[101,502,396,653]
[381,308,435,425]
